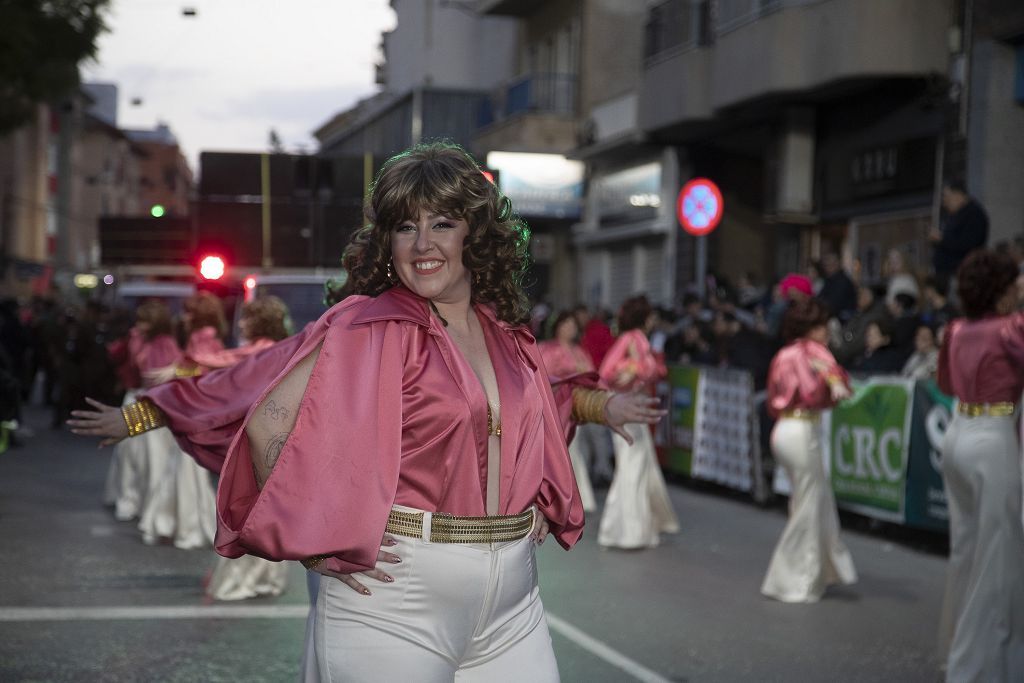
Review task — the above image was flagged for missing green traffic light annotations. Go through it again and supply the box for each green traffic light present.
[150,204,165,218]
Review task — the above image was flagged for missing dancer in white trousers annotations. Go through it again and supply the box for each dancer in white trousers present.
[937,249,1024,682]
[539,311,601,512]
[216,144,664,680]
[597,295,679,549]
[762,298,856,602]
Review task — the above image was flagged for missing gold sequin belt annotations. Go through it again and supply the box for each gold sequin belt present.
[779,408,819,420]
[957,402,1016,417]
[385,508,535,544]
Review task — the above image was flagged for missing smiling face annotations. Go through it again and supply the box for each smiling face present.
[391,209,472,305]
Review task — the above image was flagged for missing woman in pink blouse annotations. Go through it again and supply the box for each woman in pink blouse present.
[936,250,1024,681]
[539,310,599,511]
[103,300,181,521]
[762,298,856,603]
[137,291,228,549]
[215,143,624,680]
[597,295,679,549]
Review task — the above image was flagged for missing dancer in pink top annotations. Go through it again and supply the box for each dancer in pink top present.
[539,310,600,511]
[936,250,1024,681]
[217,143,649,680]
[597,295,680,549]
[762,298,856,603]
[103,301,181,521]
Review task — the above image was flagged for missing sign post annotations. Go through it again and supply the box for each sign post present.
[677,178,724,298]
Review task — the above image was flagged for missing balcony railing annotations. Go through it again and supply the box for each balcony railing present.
[504,73,577,117]
[479,73,577,127]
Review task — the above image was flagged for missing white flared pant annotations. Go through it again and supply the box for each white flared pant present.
[598,422,680,549]
[762,417,857,602]
[312,510,558,682]
[941,413,1024,682]
[206,555,288,601]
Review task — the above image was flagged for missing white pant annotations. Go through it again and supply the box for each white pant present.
[312,511,559,682]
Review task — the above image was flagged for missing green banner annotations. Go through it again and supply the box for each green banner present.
[828,379,913,522]
[661,365,701,476]
[903,379,953,531]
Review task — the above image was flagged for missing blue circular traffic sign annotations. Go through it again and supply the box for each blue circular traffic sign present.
[677,178,723,236]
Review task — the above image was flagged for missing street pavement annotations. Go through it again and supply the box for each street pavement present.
[0,404,948,682]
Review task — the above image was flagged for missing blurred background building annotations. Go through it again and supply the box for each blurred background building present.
[2,0,1022,312]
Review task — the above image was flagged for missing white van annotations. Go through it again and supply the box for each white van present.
[241,270,344,331]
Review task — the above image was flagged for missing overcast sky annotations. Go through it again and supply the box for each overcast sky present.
[82,0,396,170]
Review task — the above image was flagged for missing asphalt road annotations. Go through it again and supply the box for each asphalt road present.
[0,405,948,682]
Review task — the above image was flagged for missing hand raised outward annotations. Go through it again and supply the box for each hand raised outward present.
[316,535,402,596]
[829,381,852,402]
[66,397,129,447]
[603,392,668,445]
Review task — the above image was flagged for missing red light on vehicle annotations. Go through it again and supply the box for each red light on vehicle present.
[244,276,256,290]
[199,255,226,280]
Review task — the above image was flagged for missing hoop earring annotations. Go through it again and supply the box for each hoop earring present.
[386,259,395,283]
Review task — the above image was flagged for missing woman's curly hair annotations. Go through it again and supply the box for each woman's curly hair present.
[240,295,291,342]
[956,249,1018,319]
[135,300,174,340]
[618,295,653,332]
[184,291,227,339]
[329,142,531,325]
[781,297,830,342]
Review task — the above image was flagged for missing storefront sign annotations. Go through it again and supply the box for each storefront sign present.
[485,151,583,219]
[596,162,662,225]
[677,178,723,236]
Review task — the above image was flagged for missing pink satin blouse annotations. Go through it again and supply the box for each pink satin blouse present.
[598,329,666,392]
[538,340,595,378]
[188,337,276,371]
[128,329,182,389]
[766,339,850,419]
[938,313,1024,403]
[185,326,224,359]
[216,287,585,574]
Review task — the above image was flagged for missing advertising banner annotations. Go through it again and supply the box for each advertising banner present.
[691,366,754,491]
[661,366,701,476]
[827,378,914,523]
[903,379,953,531]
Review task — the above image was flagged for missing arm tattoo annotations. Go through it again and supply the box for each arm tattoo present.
[263,400,289,420]
[263,431,290,471]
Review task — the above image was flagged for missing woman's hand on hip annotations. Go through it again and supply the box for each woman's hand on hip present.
[318,535,401,596]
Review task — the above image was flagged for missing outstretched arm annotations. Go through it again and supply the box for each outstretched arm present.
[247,344,321,488]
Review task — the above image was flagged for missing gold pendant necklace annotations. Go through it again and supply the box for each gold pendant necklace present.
[486,403,502,437]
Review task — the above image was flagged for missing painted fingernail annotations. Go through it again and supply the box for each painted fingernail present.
[389,556,401,563]
[384,538,397,546]
[361,588,372,595]
[384,575,394,583]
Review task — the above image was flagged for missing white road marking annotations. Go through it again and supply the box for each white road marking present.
[0,605,673,682]
[0,605,310,621]
[546,613,674,683]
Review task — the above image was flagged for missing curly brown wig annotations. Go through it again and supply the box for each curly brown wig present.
[240,295,291,342]
[135,300,174,340]
[956,249,1018,319]
[781,298,830,342]
[331,142,531,325]
[618,295,653,332]
[184,291,227,339]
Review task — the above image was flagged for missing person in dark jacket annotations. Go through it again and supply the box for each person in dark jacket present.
[930,178,989,290]
[832,284,889,368]
[818,252,858,322]
[852,317,906,375]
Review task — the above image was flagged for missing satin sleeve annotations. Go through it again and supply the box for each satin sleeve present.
[142,327,312,473]
[215,301,404,575]
[599,330,662,391]
[1001,312,1024,370]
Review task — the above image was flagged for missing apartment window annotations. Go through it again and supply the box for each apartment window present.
[644,0,712,63]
